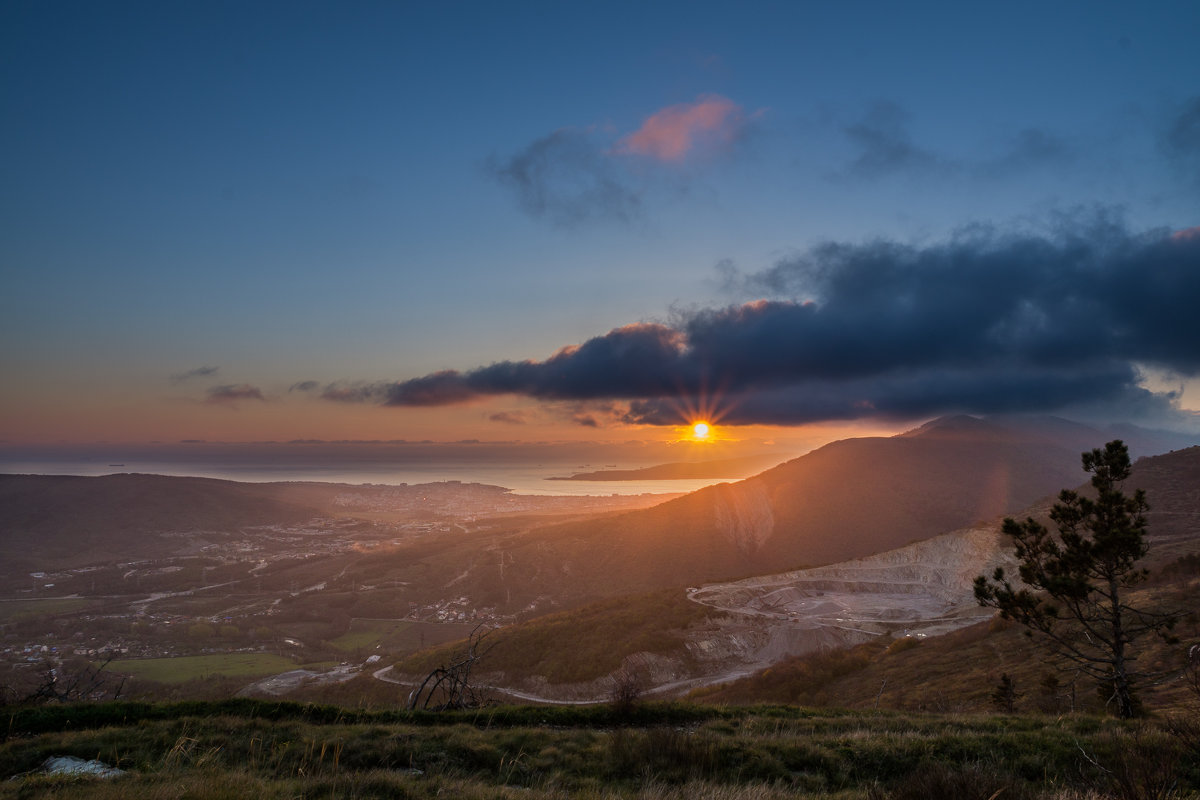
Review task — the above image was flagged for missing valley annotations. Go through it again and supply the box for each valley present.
[2,417,1198,713]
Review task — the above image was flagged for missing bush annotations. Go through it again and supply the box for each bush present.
[868,760,1037,800]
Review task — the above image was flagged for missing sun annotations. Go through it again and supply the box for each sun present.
[691,421,711,441]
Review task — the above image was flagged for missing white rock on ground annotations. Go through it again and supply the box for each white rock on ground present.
[42,755,125,778]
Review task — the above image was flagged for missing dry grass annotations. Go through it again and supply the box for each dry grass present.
[2,701,1198,799]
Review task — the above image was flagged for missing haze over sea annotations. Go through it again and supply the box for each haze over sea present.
[0,441,754,496]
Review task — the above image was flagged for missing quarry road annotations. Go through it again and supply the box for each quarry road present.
[371,665,601,705]
[371,664,760,706]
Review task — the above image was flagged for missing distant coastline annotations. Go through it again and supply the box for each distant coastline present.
[548,454,782,481]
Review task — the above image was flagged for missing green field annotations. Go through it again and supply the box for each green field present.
[329,618,476,654]
[0,597,89,623]
[110,653,302,684]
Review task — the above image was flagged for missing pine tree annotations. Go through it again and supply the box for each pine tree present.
[974,440,1178,718]
[991,673,1020,713]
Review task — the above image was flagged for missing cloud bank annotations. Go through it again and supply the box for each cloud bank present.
[329,220,1200,427]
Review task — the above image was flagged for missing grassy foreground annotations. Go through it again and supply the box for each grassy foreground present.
[1,700,1198,799]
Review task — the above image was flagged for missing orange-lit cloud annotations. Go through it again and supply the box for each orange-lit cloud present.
[1172,225,1200,241]
[617,95,745,161]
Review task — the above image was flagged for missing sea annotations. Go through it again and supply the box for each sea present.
[0,441,735,496]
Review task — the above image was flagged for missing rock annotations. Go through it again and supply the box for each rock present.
[42,755,125,778]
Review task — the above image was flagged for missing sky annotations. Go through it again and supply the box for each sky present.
[2,0,1199,452]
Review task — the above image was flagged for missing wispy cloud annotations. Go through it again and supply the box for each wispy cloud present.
[487,94,753,227]
[1162,96,1200,185]
[343,217,1200,428]
[321,382,389,403]
[486,128,642,228]
[838,101,944,179]
[978,128,1074,176]
[488,411,527,425]
[289,380,320,393]
[836,103,1076,181]
[615,95,748,161]
[170,365,219,384]
[205,384,265,406]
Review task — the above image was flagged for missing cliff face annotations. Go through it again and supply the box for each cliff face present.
[712,480,774,555]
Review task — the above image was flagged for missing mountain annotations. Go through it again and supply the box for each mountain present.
[547,454,782,481]
[0,473,674,579]
[424,443,1200,704]
[483,415,1113,603]
[0,473,333,574]
[3,416,1189,614]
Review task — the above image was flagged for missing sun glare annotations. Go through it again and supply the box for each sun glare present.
[692,422,711,440]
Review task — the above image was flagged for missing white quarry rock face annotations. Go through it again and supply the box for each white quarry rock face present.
[456,522,1022,703]
[680,524,1018,679]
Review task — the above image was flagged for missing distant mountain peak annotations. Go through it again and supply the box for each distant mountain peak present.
[898,415,1003,439]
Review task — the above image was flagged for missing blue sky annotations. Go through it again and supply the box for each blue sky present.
[2,1,1198,445]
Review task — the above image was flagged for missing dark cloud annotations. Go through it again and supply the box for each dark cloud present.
[486,128,642,227]
[344,220,1200,427]
[626,365,1160,426]
[170,365,218,384]
[205,384,265,406]
[382,324,686,405]
[289,380,320,393]
[839,102,943,179]
[488,411,526,425]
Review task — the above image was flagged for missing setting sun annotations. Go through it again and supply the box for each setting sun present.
[692,422,711,440]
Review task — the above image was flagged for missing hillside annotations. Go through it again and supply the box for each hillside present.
[0,474,331,574]
[469,416,1121,604]
[688,444,1200,710]
[0,474,672,580]
[691,575,1200,713]
[397,443,1200,704]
